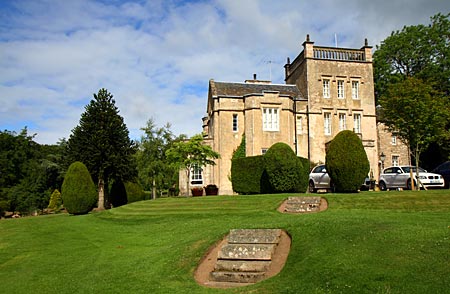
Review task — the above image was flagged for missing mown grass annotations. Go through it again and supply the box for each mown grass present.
[0,190,449,293]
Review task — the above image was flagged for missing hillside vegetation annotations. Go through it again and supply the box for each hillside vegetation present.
[0,191,449,293]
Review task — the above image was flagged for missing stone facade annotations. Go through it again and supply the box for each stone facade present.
[377,123,410,173]
[179,36,408,196]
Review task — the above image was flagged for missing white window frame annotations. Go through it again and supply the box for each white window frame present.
[353,113,361,134]
[391,135,397,145]
[324,112,332,135]
[337,80,345,99]
[262,108,279,131]
[352,81,360,99]
[232,114,238,132]
[323,79,330,98]
[392,155,399,167]
[339,113,346,131]
[190,164,203,185]
[296,115,302,134]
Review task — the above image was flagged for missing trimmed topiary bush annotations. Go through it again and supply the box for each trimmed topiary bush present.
[297,156,310,193]
[47,189,62,212]
[231,155,266,194]
[264,142,304,193]
[326,130,370,192]
[61,161,97,215]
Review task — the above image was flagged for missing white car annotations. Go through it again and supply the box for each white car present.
[379,166,445,191]
[309,165,333,193]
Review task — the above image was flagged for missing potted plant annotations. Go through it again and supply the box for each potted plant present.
[191,186,204,196]
[204,184,219,196]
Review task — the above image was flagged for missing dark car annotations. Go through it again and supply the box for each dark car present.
[432,161,450,188]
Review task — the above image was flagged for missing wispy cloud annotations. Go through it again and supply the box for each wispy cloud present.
[1,0,448,144]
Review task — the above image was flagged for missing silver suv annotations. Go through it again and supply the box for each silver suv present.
[379,166,444,190]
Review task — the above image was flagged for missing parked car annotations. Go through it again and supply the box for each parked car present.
[309,165,333,193]
[308,164,370,193]
[379,166,445,191]
[432,161,450,188]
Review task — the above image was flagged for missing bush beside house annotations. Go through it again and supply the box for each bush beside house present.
[231,143,310,194]
[326,130,370,192]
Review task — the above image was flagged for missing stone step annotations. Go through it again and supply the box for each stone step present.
[284,197,321,213]
[228,229,282,244]
[210,271,266,283]
[286,196,321,204]
[214,260,271,272]
[218,244,275,260]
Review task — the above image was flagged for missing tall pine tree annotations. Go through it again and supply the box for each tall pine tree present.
[66,88,136,210]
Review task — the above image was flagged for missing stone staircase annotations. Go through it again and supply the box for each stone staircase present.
[209,229,284,284]
[282,196,322,213]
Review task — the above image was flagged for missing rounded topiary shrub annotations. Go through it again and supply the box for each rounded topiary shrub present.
[61,161,97,215]
[325,130,370,192]
[264,142,304,193]
[125,181,145,203]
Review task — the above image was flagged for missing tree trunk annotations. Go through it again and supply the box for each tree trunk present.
[186,168,190,196]
[98,178,105,210]
[152,177,156,200]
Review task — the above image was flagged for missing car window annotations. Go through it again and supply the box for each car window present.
[384,168,394,174]
[393,167,401,173]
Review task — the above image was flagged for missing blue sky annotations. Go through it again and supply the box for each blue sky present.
[1,0,449,144]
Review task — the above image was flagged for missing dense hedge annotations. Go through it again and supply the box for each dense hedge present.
[125,182,145,203]
[110,181,146,207]
[231,143,310,194]
[61,162,97,215]
[326,130,370,192]
[109,180,127,207]
[231,155,266,194]
[264,143,303,193]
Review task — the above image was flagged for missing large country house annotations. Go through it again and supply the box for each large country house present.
[179,35,408,196]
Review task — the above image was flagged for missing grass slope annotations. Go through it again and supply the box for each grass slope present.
[0,191,449,293]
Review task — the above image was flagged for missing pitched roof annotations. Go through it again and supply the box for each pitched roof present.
[210,80,302,99]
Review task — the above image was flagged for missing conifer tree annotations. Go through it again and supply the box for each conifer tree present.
[66,88,136,209]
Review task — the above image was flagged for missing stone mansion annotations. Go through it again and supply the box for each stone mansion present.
[179,35,408,196]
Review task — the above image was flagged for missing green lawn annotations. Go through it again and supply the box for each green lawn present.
[1,190,449,293]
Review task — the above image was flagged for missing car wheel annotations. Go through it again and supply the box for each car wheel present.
[379,181,387,191]
[406,178,417,190]
[309,181,316,193]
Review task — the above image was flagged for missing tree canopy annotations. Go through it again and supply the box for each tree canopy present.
[165,134,220,195]
[374,13,450,168]
[374,13,450,99]
[135,118,179,198]
[379,77,450,175]
[66,88,136,209]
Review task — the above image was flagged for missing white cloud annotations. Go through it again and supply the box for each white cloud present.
[0,0,448,144]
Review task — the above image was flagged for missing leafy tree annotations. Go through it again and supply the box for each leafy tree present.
[326,130,370,193]
[379,77,450,188]
[61,161,97,215]
[374,13,450,167]
[66,89,136,210]
[165,134,220,196]
[374,13,450,99]
[0,128,64,214]
[135,118,177,199]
